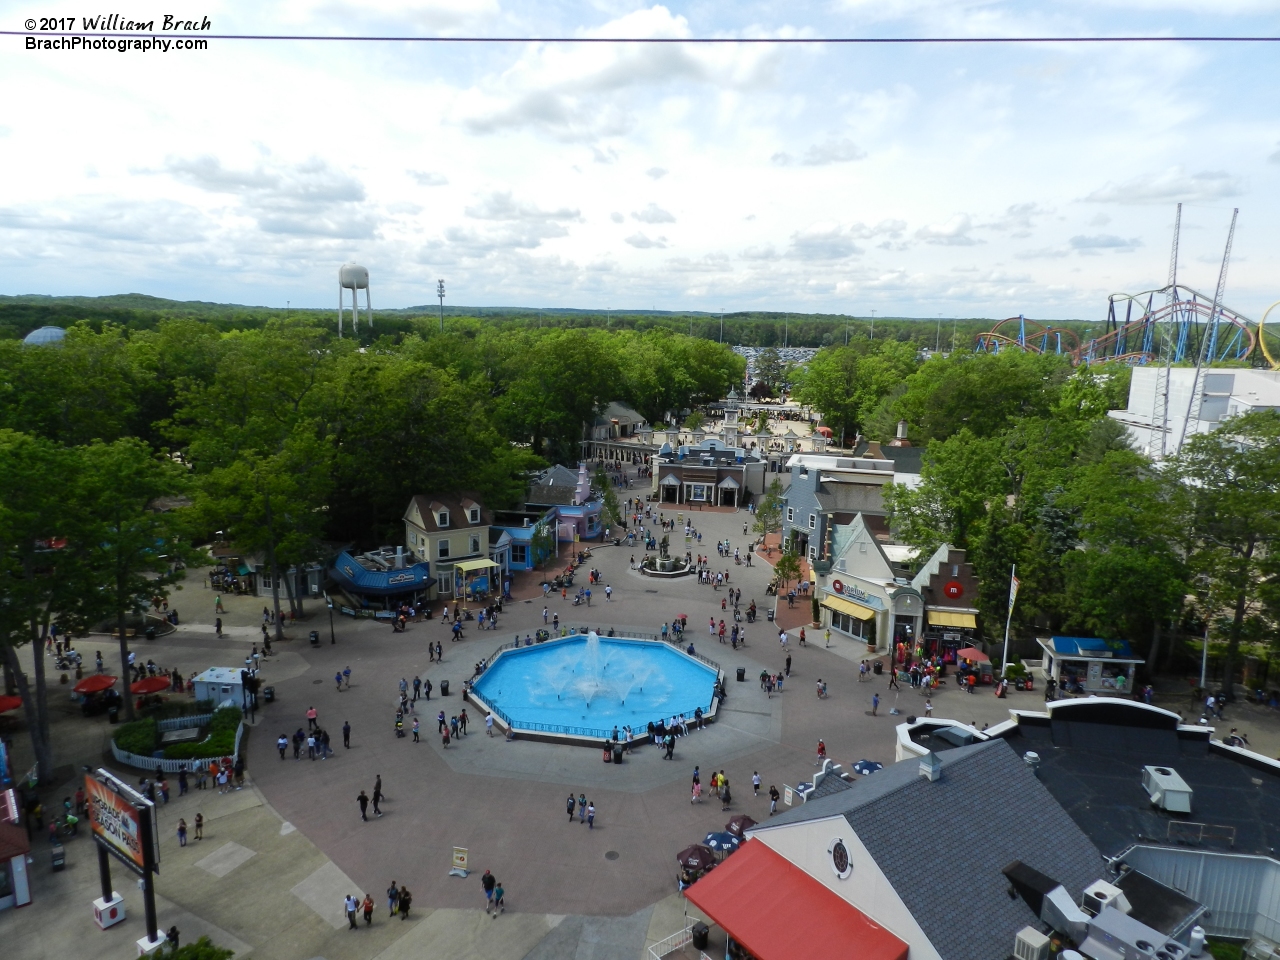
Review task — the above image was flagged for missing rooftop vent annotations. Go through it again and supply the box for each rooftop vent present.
[1082,879,1132,917]
[919,752,942,782]
[1014,926,1050,960]
[1142,765,1193,814]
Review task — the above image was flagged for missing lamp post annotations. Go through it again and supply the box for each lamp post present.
[437,279,446,333]
[870,310,876,342]
[327,595,336,644]
[936,314,942,353]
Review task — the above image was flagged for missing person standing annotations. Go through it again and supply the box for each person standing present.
[578,793,587,823]
[605,584,612,602]
[343,720,351,749]
[542,606,548,624]
[277,734,288,759]
[785,654,791,677]
[194,812,203,840]
[357,791,370,822]
[924,698,933,717]
[345,895,359,929]
[752,771,761,796]
[586,801,595,829]
[566,793,576,822]
[177,819,187,847]
[872,692,880,716]
[307,706,318,730]
[412,676,421,702]
[769,785,779,815]
[486,713,494,737]
[412,718,420,742]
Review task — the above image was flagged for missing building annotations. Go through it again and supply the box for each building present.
[0,787,32,912]
[913,546,981,658]
[686,739,1103,960]
[781,450,897,559]
[587,401,649,441]
[1108,366,1280,458]
[1036,636,1144,697]
[404,493,494,600]
[328,547,436,611]
[654,438,766,507]
[192,667,245,707]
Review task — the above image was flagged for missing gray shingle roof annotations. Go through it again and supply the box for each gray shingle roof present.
[753,740,1103,960]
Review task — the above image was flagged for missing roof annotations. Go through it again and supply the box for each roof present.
[685,839,907,960]
[592,401,647,426]
[0,820,31,860]
[854,440,923,475]
[998,698,1280,857]
[405,493,493,532]
[537,464,580,487]
[331,550,434,596]
[1043,636,1139,660]
[752,740,1103,960]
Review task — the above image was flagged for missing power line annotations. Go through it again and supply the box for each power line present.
[7,31,1279,43]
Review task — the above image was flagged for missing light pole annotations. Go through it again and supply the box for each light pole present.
[845,315,849,346]
[784,315,789,349]
[870,310,876,342]
[936,314,942,352]
[437,279,446,333]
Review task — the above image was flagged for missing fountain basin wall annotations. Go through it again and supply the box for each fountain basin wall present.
[467,635,720,746]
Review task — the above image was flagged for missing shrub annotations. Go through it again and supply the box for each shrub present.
[114,718,158,756]
[209,706,242,734]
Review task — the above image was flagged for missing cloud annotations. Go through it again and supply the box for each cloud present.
[465,191,581,224]
[788,224,864,260]
[773,138,867,167]
[1084,168,1243,204]
[1270,144,1280,164]
[740,244,779,260]
[1088,213,1111,227]
[1069,234,1142,253]
[625,232,667,249]
[916,214,981,246]
[631,202,675,224]
[408,170,448,186]
[985,202,1048,237]
[0,198,209,245]
[646,167,668,179]
[1013,247,1070,260]
[592,146,619,164]
[610,212,625,224]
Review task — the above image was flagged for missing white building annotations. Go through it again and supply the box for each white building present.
[1109,367,1280,458]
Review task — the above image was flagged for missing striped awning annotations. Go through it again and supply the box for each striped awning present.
[928,610,977,629]
[821,595,876,620]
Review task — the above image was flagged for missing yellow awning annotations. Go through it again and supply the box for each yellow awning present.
[928,611,977,628]
[821,595,876,620]
[454,558,500,574]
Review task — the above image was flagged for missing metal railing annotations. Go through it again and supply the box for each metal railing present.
[157,713,212,732]
[1168,820,1237,847]
[649,924,694,959]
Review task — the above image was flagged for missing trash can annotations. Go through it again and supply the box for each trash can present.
[263,686,275,703]
[872,661,883,675]
[767,609,774,622]
[440,680,450,696]
[51,844,65,871]
[736,667,746,683]
[107,705,119,725]
[691,922,709,950]
[613,745,623,764]
[309,630,320,647]
[145,626,156,641]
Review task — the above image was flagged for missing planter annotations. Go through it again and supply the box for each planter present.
[811,621,822,629]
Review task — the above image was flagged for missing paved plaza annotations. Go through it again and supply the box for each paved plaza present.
[7,491,1280,960]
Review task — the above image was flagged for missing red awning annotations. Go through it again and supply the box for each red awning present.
[956,646,989,663]
[685,839,907,960]
[0,821,32,860]
[130,676,171,695]
[0,695,22,714]
[72,675,117,694]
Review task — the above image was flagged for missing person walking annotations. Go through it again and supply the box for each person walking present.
[412,718,420,742]
[177,819,187,847]
[872,692,880,716]
[486,713,494,737]
[307,706,318,730]
[194,812,203,840]
[578,793,587,823]
[397,888,412,921]
[752,771,761,796]
[492,880,505,916]
[412,676,421,702]
[769,785,779,815]
[343,720,351,749]
[335,671,343,692]
[372,776,383,817]
[785,654,791,677]
[566,793,576,822]
[306,733,316,760]
[277,734,288,759]
[386,881,398,918]
[362,894,374,926]
[586,801,595,829]
[343,666,351,689]
[357,790,370,821]
[345,894,359,929]
[924,698,933,717]
[543,606,549,624]
[605,584,612,602]
[816,739,827,765]
[482,869,496,913]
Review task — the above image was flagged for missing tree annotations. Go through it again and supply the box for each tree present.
[792,341,917,442]
[1174,411,1280,698]
[683,410,706,431]
[79,438,193,721]
[594,464,624,533]
[166,935,235,960]
[530,516,557,570]
[753,479,785,554]
[773,547,801,595]
[754,348,785,390]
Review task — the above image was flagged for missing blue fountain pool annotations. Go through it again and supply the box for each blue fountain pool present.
[471,633,719,738]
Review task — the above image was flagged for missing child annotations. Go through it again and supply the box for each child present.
[752,772,761,796]
[492,881,505,916]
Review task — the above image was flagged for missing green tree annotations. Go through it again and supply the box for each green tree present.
[754,348,784,389]
[1174,411,1280,698]
[773,547,802,595]
[594,464,624,533]
[753,478,785,554]
[166,935,235,960]
[793,341,917,442]
[79,438,194,721]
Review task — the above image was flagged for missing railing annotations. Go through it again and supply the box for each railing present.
[658,636,722,675]
[110,719,246,773]
[1168,820,1237,847]
[157,713,212,732]
[513,720,619,740]
[649,924,694,959]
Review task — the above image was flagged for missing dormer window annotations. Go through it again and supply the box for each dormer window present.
[437,510,449,527]
[469,508,479,524]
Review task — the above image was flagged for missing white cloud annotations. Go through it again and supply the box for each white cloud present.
[788,223,864,260]
[1084,168,1244,204]
[1088,213,1111,227]
[1270,144,1280,164]
[646,166,668,179]
[632,202,675,224]
[1070,234,1142,254]
[465,192,581,225]
[984,203,1048,237]
[773,138,866,167]
[610,212,625,224]
[625,232,667,249]
[916,214,981,246]
[408,170,448,186]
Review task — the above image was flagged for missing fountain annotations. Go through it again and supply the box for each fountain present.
[640,534,693,578]
[470,630,718,741]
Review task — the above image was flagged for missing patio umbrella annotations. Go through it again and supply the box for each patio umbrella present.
[0,695,22,714]
[956,646,989,663]
[704,832,740,853]
[73,675,117,695]
[676,844,716,871]
[130,676,171,695]
[724,814,757,838]
[851,759,884,776]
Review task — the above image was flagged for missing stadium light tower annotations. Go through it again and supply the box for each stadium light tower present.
[437,279,445,333]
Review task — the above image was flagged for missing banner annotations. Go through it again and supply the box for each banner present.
[1008,572,1020,614]
[86,775,147,874]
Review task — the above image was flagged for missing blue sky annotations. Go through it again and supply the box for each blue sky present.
[2,1,1278,320]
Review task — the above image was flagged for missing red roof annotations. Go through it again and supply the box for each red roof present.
[685,839,908,960]
[73,675,117,694]
[130,676,171,695]
[0,821,31,860]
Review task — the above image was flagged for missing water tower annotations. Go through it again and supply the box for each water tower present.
[337,263,372,337]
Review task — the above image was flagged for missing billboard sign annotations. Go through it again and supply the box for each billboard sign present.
[85,772,157,874]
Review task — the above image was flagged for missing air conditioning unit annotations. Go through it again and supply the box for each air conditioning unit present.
[1142,766,1193,814]
[1081,907,1189,960]
[1083,879,1132,917]
[1014,926,1050,960]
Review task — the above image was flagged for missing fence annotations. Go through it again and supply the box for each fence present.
[157,713,212,732]
[647,923,713,960]
[110,718,246,773]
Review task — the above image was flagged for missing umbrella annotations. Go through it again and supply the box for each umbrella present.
[851,759,884,776]
[724,814,757,838]
[0,695,22,714]
[704,831,740,853]
[130,676,171,695]
[676,843,716,871]
[73,675,117,695]
[956,646,989,663]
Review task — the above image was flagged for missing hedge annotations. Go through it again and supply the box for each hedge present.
[161,706,242,760]
[114,718,158,756]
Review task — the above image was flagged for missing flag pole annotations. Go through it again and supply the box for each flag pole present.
[1001,564,1018,678]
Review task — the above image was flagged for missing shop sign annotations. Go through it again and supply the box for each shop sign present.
[387,571,416,586]
[829,579,884,610]
[943,580,965,600]
[86,773,156,874]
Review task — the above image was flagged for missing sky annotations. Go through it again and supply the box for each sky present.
[3,1,1279,321]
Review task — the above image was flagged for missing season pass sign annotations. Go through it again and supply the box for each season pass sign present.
[85,775,146,873]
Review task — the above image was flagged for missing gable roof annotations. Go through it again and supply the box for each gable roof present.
[404,493,493,532]
[752,740,1103,960]
[829,513,896,580]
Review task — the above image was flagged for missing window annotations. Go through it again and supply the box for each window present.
[808,545,817,560]
[438,539,450,559]
[511,544,528,565]
[786,507,794,523]
[469,508,479,524]
[260,574,272,589]
[809,513,817,530]
[437,510,449,527]
[469,535,481,555]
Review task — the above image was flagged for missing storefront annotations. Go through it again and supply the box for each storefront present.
[1037,636,1144,697]
[819,578,922,655]
[0,788,31,912]
[923,608,979,662]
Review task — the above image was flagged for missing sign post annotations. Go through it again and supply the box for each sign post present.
[449,846,469,878]
[86,770,163,952]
